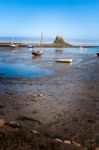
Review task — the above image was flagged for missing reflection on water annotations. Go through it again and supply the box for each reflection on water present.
[0,63,52,78]
[55,49,63,55]
[0,46,99,78]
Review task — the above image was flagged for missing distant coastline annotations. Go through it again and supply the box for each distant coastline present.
[0,36,99,48]
[0,42,98,48]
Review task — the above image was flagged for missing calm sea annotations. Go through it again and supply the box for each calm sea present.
[0,37,99,78]
[0,36,52,43]
[0,36,99,46]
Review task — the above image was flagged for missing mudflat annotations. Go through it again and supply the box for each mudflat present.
[0,48,99,149]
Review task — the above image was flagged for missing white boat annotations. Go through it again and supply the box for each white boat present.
[10,44,17,48]
[9,37,17,48]
[79,46,84,50]
[32,32,43,56]
[56,58,72,63]
[28,44,34,48]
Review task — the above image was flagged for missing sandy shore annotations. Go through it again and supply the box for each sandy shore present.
[0,53,99,149]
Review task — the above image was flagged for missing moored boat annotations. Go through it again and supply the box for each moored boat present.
[56,58,72,63]
[9,44,17,48]
[32,32,43,56]
[9,37,17,48]
[96,53,99,57]
[32,50,43,56]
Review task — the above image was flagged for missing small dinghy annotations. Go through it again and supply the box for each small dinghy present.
[10,44,17,48]
[32,32,43,56]
[9,37,18,49]
[56,58,72,63]
[32,50,43,56]
[96,53,99,57]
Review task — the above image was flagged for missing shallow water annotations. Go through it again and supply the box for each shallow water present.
[0,46,99,78]
[0,63,53,78]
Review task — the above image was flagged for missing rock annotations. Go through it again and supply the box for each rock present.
[32,93,43,97]
[72,141,81,147]
[0,119,5,127]
[64,140,71,144]
[55,138,63,143]
[31,129,39,134]
[17,116,42,124]
[33,94,38,97]
[5,121,20,128]
[38,93,43,97]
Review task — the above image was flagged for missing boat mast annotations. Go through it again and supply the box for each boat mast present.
[11,37,13,44]
[40,32,43,48]
[11,36,14,45]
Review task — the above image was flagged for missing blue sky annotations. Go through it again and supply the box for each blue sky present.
[0,0,99,39]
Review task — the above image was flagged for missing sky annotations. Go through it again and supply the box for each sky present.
[0,0,99,39]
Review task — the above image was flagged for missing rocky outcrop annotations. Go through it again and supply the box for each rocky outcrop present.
[33,35,72,48]
[53,35,72,47]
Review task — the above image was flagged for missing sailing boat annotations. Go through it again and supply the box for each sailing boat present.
[96,52,99,57]
[10,36,17,48]
[32,32,43,56]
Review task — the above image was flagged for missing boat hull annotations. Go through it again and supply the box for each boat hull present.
[32,50,43,56]
[96,53,99,57]
[56,59,72,63]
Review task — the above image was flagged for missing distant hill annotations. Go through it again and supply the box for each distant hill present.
[53,35,72,47]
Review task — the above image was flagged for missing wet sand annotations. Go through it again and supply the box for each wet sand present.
[0,49,99,149]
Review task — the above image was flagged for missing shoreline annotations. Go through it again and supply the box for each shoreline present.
[0,42,98,48]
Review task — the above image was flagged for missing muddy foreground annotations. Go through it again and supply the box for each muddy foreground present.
[0,53,99,149]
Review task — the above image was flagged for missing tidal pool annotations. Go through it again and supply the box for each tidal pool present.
[0,63,52,78]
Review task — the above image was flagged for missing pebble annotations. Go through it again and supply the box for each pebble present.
[55,138,63,143]
[31,129,39,134]
[64,140,71,144]
[6,121,20,128]
[33,94,38,97]
[38,93,43,97]
[0,119,5,127]
[72,141,81,147]
[33,93,43,97]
